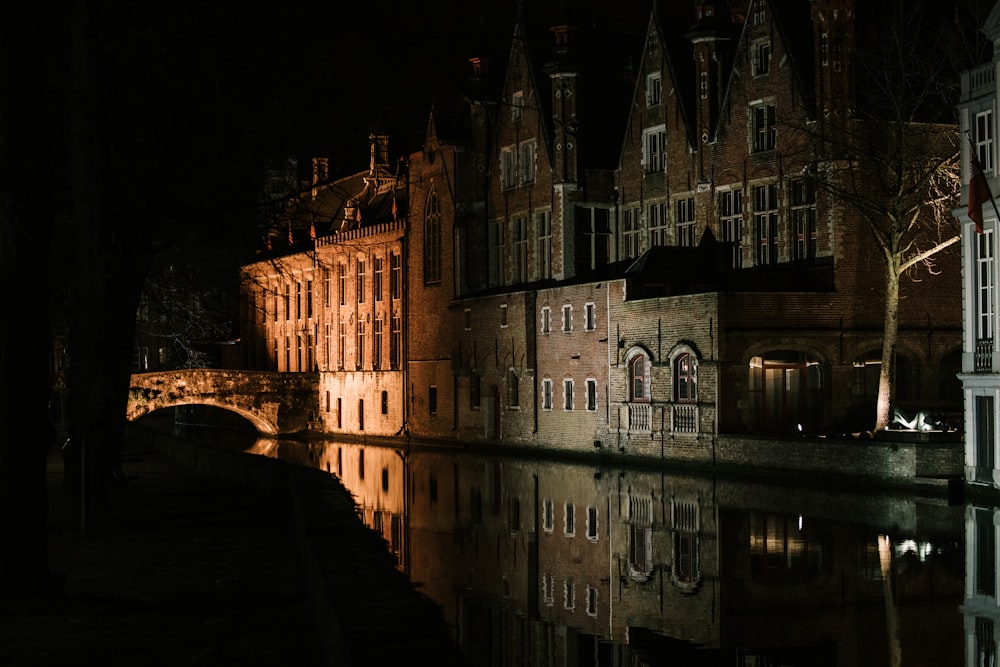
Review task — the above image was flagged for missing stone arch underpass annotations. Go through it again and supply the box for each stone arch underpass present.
[128,370,319,435]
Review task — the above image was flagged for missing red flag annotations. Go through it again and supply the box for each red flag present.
[969,136,992,235]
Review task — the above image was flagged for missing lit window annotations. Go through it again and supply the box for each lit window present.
[630,353,649,402]
[674,352,696,402]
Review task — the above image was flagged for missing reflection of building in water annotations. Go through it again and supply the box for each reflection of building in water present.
[293,440,964,664]
[316,442,407,568]
[964,504,999,665]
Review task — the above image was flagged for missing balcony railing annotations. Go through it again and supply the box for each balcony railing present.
[628,403,650,431]
[976,337,994,373]
[671,403,698,433]
[963,62,996,100]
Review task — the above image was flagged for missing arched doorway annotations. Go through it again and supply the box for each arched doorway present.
[749,350,827,434]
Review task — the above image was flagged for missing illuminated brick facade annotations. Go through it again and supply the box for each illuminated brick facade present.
[241,0,961,454]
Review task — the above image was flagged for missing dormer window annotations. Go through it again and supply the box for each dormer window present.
[646,72,662,107]
[752,39,771,77]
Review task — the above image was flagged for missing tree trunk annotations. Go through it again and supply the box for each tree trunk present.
[875,265,901,431]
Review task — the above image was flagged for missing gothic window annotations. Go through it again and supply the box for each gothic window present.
[674,352,696,402]
[424,189,441,283]
[629,351,650,402]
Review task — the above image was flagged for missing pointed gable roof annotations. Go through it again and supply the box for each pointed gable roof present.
[716,0,818,141]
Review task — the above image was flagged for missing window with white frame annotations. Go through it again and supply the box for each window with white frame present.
[513,216,528,282]
[464,308,472,330]
[501,146,516,189]
[390,252,401,300]
[649,201,668,246]
[629,351,650,402]
[754,182,779,265]
[541,306,551,334]
[752,39,771,77]
[584,302,596,331]
[373,318,383,370]
[646,71,662,106]
[563,378,574,410]
[542,573,554,605]
[564,578,575,610]
[356,259,366,303]
[490,219,505,286]
[751,101,776,153]
[537,211,552,279]
[500,303,508,328]
[643,125,666,173]
[719,188,744,268]
[356,319,365,369]
[338,321,346,369]
[674,352,696,402]
[562,304,572,332]
[586,586,598,616]
[586,506,598,540]
[979,229,995,340]
[541,377,553,410]
[624,207,641,258]
[790,178,817,261]
[519,140,536,184]
[542,498,554,531]
[564,503,575,536]
[586,378,597,411]
[629,496,653,577]
[977,109,994,173]
[675,196,695,247]
[373,257,383,302]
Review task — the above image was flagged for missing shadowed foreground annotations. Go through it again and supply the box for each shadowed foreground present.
[1,429,464,666]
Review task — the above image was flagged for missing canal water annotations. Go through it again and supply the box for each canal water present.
[155,410,989,666]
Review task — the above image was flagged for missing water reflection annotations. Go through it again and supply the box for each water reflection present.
[244,436,971,666]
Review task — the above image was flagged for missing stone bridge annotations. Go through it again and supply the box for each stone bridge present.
[128,369,319,435]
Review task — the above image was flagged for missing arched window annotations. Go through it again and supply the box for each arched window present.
[424,189,441,283]
[629,352,650,402]
[674,352,696,402]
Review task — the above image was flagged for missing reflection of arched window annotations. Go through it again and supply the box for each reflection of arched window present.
[627,496,653,580]
[424,189,441,283]
[629,351,650,402]
[670,500,701,592]
[674,352,696,402]
[749,350,826,434]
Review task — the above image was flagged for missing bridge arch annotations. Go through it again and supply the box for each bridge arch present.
[129,369,319,436]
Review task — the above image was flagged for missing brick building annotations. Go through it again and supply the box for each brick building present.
[241,0,961,458]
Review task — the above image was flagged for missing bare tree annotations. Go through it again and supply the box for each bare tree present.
[806,0,985,431]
